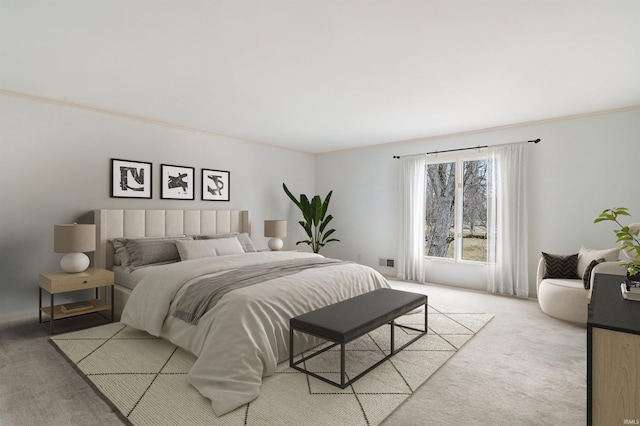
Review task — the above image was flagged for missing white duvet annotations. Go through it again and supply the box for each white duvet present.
[120,251,390,416]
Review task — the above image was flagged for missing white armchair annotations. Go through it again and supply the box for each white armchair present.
[536,247,624,324]
[592,260,628,277]
[536,258,589,324]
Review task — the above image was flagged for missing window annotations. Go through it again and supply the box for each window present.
[425,155,487,262]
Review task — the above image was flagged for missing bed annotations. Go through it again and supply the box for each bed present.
[93,209,391,416]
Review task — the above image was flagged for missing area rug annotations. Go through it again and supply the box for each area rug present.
[51,306,492,426]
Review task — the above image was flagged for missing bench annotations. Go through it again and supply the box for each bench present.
[289,288,428,388]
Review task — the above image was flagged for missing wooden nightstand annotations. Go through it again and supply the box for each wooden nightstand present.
[39,267,115,334]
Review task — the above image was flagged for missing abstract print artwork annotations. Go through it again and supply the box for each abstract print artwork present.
[111,159,152,199]
[202,169,230,201]
[161,164,195,200]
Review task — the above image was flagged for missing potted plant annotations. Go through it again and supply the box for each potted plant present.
[594,207,640,285]
[283,183,339,253]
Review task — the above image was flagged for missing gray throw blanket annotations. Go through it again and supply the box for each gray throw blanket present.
[174,257,347,325]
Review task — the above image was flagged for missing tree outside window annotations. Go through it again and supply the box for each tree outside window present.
[425,157,487,262]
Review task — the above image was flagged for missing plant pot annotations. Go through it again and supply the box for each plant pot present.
[626,269,640,290]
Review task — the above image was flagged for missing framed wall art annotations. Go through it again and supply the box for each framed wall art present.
[111,158,152,199]
[161,164,195,200]
[202,169,230,201]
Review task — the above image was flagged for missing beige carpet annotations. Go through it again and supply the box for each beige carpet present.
[50,306,492,426]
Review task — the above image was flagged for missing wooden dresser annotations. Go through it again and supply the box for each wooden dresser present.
[587,273,640,426]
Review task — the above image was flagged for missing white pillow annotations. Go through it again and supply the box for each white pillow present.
[577,246,619,278]
[210,236,245,256]
[195,232,257,253]
[175,237,245,260]
[175,240,218,261]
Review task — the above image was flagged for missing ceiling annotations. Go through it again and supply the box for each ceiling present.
[2,1,639,154]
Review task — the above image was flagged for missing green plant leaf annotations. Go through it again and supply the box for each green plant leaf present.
[300,193,310,211]
[320,229,334,242]
[321,191,333,220]
[299,220,312,238]
[595,207,640,271]
[319,215,333,233]
[282,183,302,210]
[311,195,323,226]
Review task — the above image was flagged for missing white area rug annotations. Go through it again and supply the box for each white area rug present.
[51,306,492,425]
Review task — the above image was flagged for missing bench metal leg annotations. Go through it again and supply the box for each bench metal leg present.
[340,343,346,387]
[289,326,294,367]
[390,320,395,354]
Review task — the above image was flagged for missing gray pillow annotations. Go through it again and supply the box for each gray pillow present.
[111,236,193,269]
[583,258,604,289]
[127,239,180,269]
[111,238,129,266]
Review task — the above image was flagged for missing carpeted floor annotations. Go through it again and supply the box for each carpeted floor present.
[49,307,492,425]
[0,280,587,425]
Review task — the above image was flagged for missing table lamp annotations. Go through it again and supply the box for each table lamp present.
[54,224,96,273]
[264,220,287,251]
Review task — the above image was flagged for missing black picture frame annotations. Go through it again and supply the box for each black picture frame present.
[110,159,152,199]
[161,164,195,200]
[201,169,230,201]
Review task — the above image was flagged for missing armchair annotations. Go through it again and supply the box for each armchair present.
[536,247,623,324]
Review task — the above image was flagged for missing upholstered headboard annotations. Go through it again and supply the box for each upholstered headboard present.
[94,209,251,270]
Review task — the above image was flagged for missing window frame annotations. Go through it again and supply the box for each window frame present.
[424,151,488,264]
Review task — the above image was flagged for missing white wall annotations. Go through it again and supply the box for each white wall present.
[0,94,316,322]
[2,95,638,322]
[316,108,640,296]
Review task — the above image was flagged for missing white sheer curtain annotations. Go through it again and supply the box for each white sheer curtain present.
[486,143,529,297]
[398,155,427,283]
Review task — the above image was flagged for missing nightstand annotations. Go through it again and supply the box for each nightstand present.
[39,267,115,334]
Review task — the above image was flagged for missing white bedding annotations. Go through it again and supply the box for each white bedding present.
[112,265,154,290]
[120,251,390,416]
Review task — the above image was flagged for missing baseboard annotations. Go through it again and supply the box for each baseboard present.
[0,312,38,326]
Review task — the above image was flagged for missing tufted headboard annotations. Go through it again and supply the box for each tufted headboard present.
[94,209,251,270]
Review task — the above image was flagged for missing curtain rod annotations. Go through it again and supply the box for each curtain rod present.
[392,138,541,159]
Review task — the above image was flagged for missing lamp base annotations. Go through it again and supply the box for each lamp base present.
[268,238,284,251]
[60,252,90,273]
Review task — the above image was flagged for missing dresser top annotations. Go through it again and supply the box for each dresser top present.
[588,273,640,334]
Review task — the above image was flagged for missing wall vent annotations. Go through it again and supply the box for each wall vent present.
[378,258,395,267]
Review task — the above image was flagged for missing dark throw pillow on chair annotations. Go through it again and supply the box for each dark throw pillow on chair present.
[542,252,580,279]
[583,258,604,289]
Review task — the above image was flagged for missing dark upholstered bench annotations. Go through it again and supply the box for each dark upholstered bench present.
[289,288,428,388]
